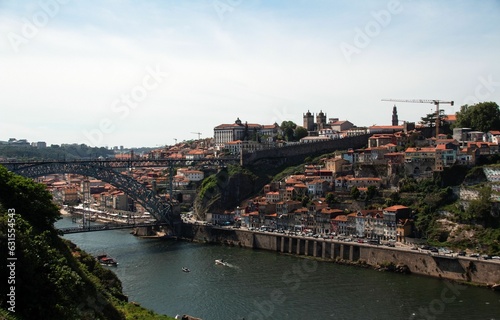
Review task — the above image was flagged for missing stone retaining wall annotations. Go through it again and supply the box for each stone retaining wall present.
[181,224,500,286]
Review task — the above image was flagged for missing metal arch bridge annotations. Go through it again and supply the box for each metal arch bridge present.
[0,157,239,233]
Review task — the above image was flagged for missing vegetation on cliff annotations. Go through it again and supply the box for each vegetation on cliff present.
[0,166,174,320]
[194,165,259,219]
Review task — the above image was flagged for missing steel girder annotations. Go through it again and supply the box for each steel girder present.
[5,162,177,228]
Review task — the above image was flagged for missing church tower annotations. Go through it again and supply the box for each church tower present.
[316,110,327,130]
[303,110,314,131]
[392,105,398,126]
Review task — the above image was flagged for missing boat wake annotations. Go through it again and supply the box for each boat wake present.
[215,259,240,271]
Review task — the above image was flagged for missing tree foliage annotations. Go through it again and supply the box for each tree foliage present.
[0,167,174,319]
[325,193,335,206]
[420,110,445,129]
[464,186,496,227]
[0,165,60,231]
[365,185,378,200]
[280,121,297,141]
[0,144,114,161]
[294,126,309,141]
[350,186,360,200]
[454,101,500,132]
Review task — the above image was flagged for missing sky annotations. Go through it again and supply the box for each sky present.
[1,0,499,148]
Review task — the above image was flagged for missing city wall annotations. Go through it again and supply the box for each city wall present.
[241,134,370,166]
[181,224,500,287]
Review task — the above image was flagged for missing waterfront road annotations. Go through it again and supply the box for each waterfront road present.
[183,220,500,265]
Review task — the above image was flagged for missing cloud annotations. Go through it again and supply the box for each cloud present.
[0,0,499,146]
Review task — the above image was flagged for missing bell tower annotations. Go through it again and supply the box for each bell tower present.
[303,110,314,131]
[392,105,398,126]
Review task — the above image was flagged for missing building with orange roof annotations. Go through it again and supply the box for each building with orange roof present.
[276,200,302,216]
[396,219,413,243]
[62,185,78,205]
[177,168,204,181]
[382,205,412,240]
[331,214,348,235]
[265,191,281,203]
[368,133,397,148]
[327,119,353,132]
[185,149,205,160]
[324,157,351,174]
[368,125,404,134]
[306,179,330,196]
[487,130,500,144]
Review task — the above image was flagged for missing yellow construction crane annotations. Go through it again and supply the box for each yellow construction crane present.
[191,132,202,139]
[381,99,454,137]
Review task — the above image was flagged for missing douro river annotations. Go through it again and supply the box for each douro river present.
[57,216,499,320]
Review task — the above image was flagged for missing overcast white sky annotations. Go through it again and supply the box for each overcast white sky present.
[1,0,499,148]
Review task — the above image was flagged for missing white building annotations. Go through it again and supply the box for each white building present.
[213,118,279,148]
[177,168,204,182]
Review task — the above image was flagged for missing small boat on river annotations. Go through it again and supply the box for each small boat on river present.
[215,259,229,266]
[97,254,118,267]
[182,267,191,273]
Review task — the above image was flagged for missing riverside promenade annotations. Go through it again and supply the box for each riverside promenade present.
[180,223,500,288]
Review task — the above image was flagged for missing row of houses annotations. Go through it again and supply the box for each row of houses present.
[207,202,413,242]
[43,174,136,211]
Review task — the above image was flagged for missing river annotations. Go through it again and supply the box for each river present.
[56,216,499,320]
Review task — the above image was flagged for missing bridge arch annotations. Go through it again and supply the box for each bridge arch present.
[4,161,180,230]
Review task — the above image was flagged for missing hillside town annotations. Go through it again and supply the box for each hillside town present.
[3,105,500,245]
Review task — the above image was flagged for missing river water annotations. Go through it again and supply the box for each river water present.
[56,216,499,320]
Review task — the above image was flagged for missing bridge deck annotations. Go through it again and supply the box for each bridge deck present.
[59,222,167,234]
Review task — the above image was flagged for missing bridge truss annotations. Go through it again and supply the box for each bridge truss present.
[1,158,239,233]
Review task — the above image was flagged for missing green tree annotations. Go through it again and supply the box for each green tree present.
[294,126,308,141]
[325,193,335,206]
[420,112,437,129]
[465,186,494,226]
[454,101,500,132]
[301,195,310,207]
[0,165,60,231]
[280,121,297,141]
[366,185,378,200]
[350,186,360,200]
